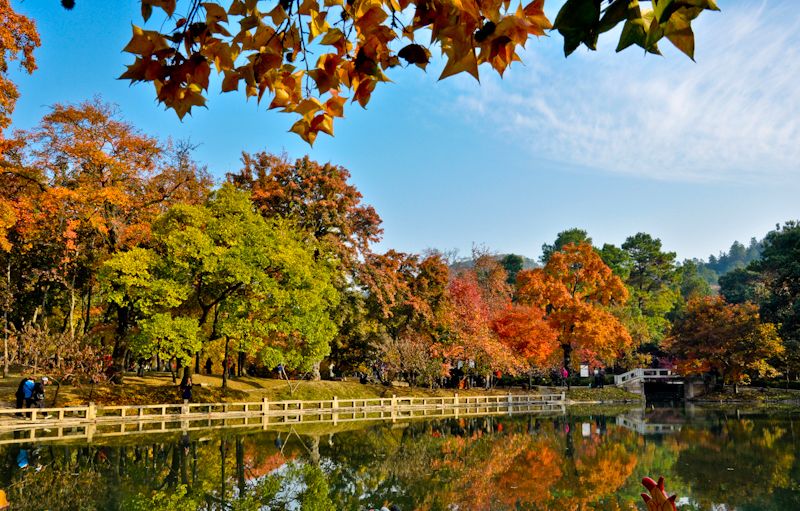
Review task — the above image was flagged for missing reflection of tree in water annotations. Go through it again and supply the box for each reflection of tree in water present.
[321,416,642,510]
[676,415,798,510]
[0,412,796,509]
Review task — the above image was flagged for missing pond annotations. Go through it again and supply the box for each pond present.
[0,405,797,510]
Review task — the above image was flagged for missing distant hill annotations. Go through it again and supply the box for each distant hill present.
[450,254,538,273]
[697,237,763,285]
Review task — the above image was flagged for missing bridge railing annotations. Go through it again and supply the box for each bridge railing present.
[614,368,676,386]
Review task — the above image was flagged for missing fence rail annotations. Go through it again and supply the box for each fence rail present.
[0,393,565,445]
[0,392,565,434]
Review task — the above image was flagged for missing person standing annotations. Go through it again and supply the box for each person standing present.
[14,377,34,416]
[205,357,213,375]
[180,377,193,402]
[561,367,570,390]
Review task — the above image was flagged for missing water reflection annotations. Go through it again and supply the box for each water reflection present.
[0,408,797,510]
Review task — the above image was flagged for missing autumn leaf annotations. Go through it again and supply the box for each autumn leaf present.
[397,44,430,69]
[439,50,479,81]
[664,10,695,60]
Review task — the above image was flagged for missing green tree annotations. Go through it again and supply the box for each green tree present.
[500,254,525,285]
[134,313,201,382]
[540,228,592,264]
[104,185,339,386]
[620,233,678,351]
[752,221,800,378]
[227,151,381,378]
[719,267,761,305]
[598,243,632,281]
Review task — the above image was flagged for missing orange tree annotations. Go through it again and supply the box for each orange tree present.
[491,303,558,377]
[665,295,784,392]
[447,270,520,379]
[516,242,631,373]
[1,1,720,145]
[0,0,40,134]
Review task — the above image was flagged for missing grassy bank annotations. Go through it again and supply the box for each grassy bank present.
[0,371,641,407]
[690,385,800,404]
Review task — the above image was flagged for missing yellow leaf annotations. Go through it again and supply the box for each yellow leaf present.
[289,119,318,144]
[311,113,334,136]
[203,3,228,23]
[324,93,347,117]
[266,5,288,26]
[308,10,331,41]
[269,88,291,109]
[123,25,169,56]
[439,50,479,81]
[298,0,319,16]
[293,98,323,119]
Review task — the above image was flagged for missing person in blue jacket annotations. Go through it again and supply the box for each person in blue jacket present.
[14,377,34,416]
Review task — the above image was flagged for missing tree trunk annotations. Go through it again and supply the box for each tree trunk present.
[4,260,9,378]
[169,356,177,384]
[222,336,230,389]
[236,437,245,496]
[83,284,92,334]
[69,275,77,341]
[238,351,245,377]
[195,352,200,375]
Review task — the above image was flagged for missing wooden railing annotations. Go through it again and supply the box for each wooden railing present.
[0,393,566,445]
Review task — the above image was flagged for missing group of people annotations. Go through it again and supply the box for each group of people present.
[13,376,49,416]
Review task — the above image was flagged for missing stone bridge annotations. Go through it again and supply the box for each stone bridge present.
[614,368,684,398]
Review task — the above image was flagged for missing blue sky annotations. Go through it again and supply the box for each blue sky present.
[7,0,799,261]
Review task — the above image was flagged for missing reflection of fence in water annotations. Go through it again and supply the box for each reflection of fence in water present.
[614,414,683,435]
[0,393,566,446]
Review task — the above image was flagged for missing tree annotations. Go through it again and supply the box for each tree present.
[500,254,524,285]
[598,243,632,280]
[752,221,800,378]
[228,151,382,377]
[1,0,715,145]
[363,251,450,386]
[665,296,784,392]
[718,267,760,305]
[618,233,678,357]
[447,270,519,379]
[517,242,631,372]
[540,228,592,263]
[104,185,339,386]
[227,151,382,268]
[0,0,40,134]
[135,313,201,382]
[0,99,210,376]
[491,303,558,370]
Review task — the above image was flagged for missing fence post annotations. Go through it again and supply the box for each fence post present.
[560,391,565,403]
[332,396,339,426]
[391,394,397,423]
[454,393,459,419]
[262,397,269,415]
[182,399,189,417]
[87,402,96,422]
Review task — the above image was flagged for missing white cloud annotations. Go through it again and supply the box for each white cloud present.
[452,0,800,183]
